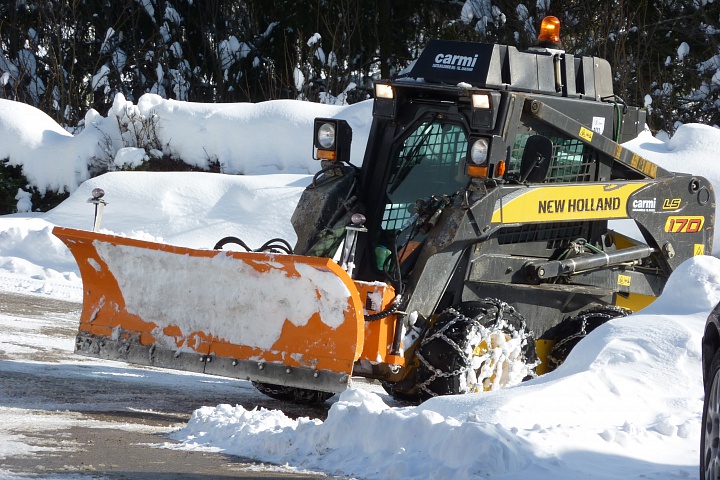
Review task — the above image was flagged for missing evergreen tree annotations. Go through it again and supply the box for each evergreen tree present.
[0,0,718,133]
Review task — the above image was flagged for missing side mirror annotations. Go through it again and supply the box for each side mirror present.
[520,135,553,183]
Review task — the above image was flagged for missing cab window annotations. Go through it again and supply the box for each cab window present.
[382,121,468,230]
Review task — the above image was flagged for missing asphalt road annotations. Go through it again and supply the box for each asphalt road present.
[0,292,352,479]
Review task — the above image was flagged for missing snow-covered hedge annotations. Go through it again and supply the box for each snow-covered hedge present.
[0,94,372,213]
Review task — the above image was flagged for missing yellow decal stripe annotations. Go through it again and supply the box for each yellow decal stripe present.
[613,144,623,159]
[629,154,658,179]
[579,127,594,142]
[492,182,649,224]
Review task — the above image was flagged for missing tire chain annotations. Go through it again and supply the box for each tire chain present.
[253,382,291,397]
[547,305,631,369]
[415,298,519,398]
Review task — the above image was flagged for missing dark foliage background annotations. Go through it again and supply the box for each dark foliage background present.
[1,0,718,132]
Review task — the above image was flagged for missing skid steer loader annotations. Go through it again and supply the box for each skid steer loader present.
[54,17,715,403]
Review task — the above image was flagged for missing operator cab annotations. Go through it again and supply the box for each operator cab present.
[301,16,647,287]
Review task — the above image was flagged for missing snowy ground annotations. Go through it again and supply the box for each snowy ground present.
[0,291,346,479]
[1,95,720,479]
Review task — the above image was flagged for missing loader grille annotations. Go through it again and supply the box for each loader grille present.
[508,134,595,183]
[496,221,585,248]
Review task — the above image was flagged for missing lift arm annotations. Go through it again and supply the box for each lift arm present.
[525,99,670,180]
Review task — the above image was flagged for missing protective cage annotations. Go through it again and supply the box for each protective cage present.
[508,133,596,183]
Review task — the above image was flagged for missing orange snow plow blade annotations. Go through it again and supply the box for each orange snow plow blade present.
[53,226,366,393]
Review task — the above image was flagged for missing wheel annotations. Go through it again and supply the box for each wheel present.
[382,379,424,404]
[415,299,537,400]
[702,349,720,480]
[546,305,631,371]
[252,382,334,405]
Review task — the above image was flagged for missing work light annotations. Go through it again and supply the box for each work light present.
[373,81,397,118]
[317,123,336,149]
[313,118,353,162]
[467,137,490,178]
[469,138,489,165]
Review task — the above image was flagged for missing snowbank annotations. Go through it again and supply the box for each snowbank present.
[42,171,306,248]
[169,256,720,479]
[0,171,308,301]
[0,100,92,194]
[0,94,372,194]
[136,94,372,173]
[623,124,720,183]
[3,98,720,254]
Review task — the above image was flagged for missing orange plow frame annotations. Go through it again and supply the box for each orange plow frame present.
[54,226,369,393]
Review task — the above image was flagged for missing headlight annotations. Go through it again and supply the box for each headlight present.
[472,94,490,109]
[317,123,336,149]
[313,118,353,162]
[375,84,394,99]
[469,138,489,165]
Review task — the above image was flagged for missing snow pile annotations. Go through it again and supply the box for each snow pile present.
[42,171,307,249]
[0,171,308,301]
[0,100,91,194]
[0,94,372,194]
[0,218,82,299]
[174,389,534,478]
[624,123,720,185]
[170,256,720,479]
[136,94,371,173]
